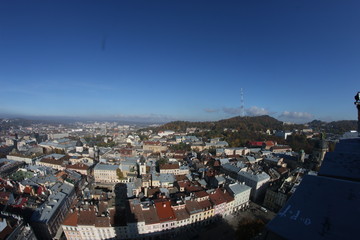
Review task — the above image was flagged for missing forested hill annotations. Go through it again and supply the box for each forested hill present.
[145,115,357,135]
[148,115,288,132]
[308,120,357,134]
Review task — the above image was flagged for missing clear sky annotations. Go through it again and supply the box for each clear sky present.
[0,0,359,123]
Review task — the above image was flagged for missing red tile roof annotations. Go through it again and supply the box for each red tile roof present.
[197,199,213,210]
[160,163,179,170]
[154,200,176,222]
[144,141,162,145]
[23,186,33,195]
[265,141,276,147]
[209,189,227,206]
[175,175,189,181]
[223,190,234,203]
[63,211,78,226]
[249,141,264,147]
[78,208,96,226]
[95,216,110,227]
[185,200,202,215]
[142,205,160,225]
[66,163,89,170]
[173,208,190,221]
[194,190,209,199]
[185,185,203,193]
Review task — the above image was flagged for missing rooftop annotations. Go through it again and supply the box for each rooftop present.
[154,200,176,223]
[160,163,179,170]
[173,208,190,221]
[318,138,360,182]
[238,170,270,182]
[228,183,251,196]
[267,175,360,240]
[78,207,96,226]
[266,134,360,240]
[185,200,202,214]
[94,163,119,171]
[142,205,160,225]
[62,211,78,227]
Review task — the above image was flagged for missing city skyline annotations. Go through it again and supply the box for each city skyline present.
[1,1,359,123]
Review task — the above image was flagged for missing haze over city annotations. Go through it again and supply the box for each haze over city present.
[1,1,359,123]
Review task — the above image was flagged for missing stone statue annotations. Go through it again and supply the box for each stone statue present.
[355,92,360,135]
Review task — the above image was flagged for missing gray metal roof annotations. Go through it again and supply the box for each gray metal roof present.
[238,170,270,182]
[94,163,119,171]
[219,158,230,165]
[32,191,67,223]
[43,153,65,160]
[152,173,175,183]
[215,175,226,183]
[50,181,74,196]
[318,138,360,182]
[228,183,251,195]
[267,175,360,240]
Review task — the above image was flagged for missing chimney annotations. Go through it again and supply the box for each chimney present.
[355,92,360,136]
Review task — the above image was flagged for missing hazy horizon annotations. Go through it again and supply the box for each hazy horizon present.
[0,111,357,125]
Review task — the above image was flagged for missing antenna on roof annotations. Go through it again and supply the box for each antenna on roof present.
[240,88,245,117]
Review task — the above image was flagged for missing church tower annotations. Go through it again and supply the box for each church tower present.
[75,139,84,153]
[139,156,146,175]
[313,133,328,167]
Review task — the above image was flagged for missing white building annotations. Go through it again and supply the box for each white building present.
[237,170,270,201]
[226,183,251,212]
[93,164,120,183]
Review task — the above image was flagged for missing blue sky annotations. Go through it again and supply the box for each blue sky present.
[0,1,359,123]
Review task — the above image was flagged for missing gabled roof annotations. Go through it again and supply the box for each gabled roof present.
[173,208,190,221]
[194,190,209,199]
[222,190,234,203]
[66,163,89,171]
[142,205,160,225]
[176,173,189,180]
[185,200,202,215]
[197,199,212,210]
[154,200,176,222]
[208,189,227,206]
[160,163,179,170]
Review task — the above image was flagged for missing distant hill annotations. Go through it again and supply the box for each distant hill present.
[308,120,357,134]
[146,116,357,136]
[148,115,286,133]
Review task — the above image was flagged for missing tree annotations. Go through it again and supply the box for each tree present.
[169,142,191,151]
[236,218,265,240]
[156,157,169,172]
[116,168,124,180]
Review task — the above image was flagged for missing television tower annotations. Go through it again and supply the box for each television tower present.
[240,88,245,117]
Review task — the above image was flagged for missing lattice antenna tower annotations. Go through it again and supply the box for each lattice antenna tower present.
[240,88,245,117]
